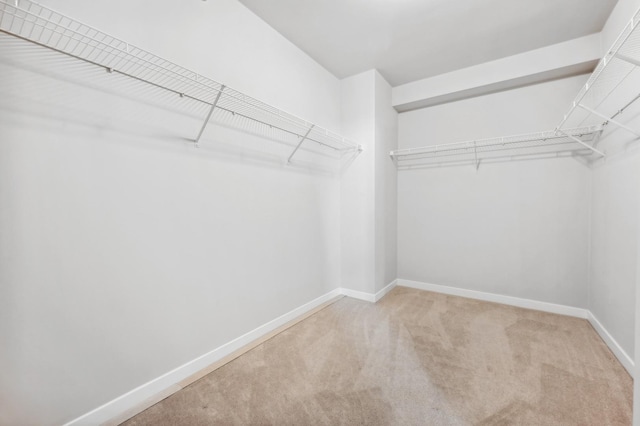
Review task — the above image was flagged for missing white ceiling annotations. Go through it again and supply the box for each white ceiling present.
[237,0,618,86]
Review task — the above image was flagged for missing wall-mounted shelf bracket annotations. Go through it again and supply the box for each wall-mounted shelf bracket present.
[614,52,640,67]
[194,85,225,146]
[555,128,606,157]
[287,124,315,163]
[473,141,479,170]
[578,104,640,138]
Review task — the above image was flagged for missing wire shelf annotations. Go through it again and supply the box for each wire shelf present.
[390,126,603,169]
[557,8,640,136]
[0,0,361,160]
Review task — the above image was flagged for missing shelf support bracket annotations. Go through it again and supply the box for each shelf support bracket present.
[578,104,640,138]
[287,125,315,163]
[194,85,225,146]
[473,141,479,170]
[614,52,640,68]
[592,128,603,148]
[556,129,606,157]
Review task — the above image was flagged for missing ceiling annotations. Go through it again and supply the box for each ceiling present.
[237,0,618,87]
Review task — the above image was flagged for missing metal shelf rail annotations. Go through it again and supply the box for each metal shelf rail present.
[0,0,361,162]
[390,126,603,170]
[556,7,640,139]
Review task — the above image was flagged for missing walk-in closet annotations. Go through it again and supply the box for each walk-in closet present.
[1,0,639,424]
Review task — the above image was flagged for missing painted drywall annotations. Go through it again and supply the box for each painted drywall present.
[340,71,377,294]
[0,0,346,424]
[589,146,640,362]
[392,34,601,112]
[636,241,640,426]
[374,72,398,292]
[601,0,640,54]
[599,1,640,423]
[637,285,640,426]
[587,0,640,364]
[340,70,398,295]
[397,75,592,308]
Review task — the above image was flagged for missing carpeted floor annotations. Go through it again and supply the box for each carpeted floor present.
[123,287,633,425]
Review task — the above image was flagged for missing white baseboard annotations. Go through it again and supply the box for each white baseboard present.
[338,279,398,303]
[397,279,589,319]
[397,278,634,378]
[67,282,401,426]
[64,288,343,426]
[339,288,376,302]
[587,312,634,377]
[65,278,634,425]
[374,279,397,302]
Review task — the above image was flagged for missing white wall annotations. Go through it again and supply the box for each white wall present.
[589,144,640,362]
[601,0,640,53]
[397,75,591,307]
[597,2,640,423]
[392,34,601,112]
[0,0,345,424]
[340,71,376,294]
[374,72,398,291]
[588,0,640,374]
[340,70,398,296]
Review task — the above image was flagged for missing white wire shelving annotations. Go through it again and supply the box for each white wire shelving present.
[0,0,361,162]
[392,8,640,171]
[556,7,640,140]
[390,126,603,170]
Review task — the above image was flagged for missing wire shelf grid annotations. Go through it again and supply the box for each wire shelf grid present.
[0,0,360,157]
[557,8,640,133]
[390,126,603,168]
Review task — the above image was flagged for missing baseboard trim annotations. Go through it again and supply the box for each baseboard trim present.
[397,279,589,319]
[587,311,635,377]
[339,288,376,303]
[64,289,344,426]
[63,278,634,425]
[397,278,634,378]
[374,279,397,302]
[68,281,402,426]
[338,279,398,303]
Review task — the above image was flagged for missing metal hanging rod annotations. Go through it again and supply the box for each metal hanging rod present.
[391,127,601,156]
[397,149,592,171]
[0,0,361,158]
[394,140,595,163]
[390,126,603,170]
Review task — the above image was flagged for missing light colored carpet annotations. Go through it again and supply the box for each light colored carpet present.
[123,287,633,425]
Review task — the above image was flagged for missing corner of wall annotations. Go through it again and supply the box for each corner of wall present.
[586,165,594,312]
